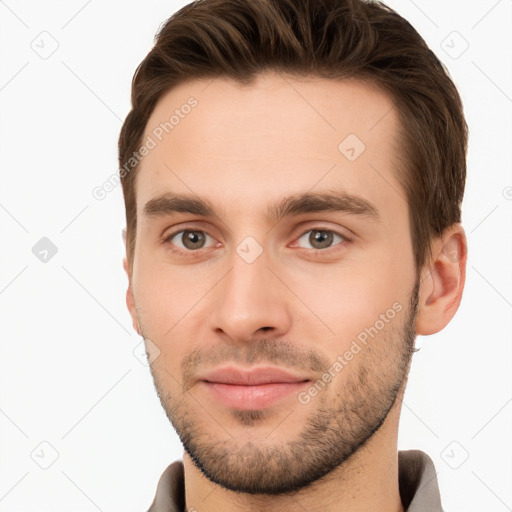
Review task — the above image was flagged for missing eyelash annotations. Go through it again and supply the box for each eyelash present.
[162,227,351,257]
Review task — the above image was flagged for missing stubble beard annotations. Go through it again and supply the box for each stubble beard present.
[145,281,420,495]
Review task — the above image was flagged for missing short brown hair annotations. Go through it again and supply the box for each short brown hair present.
[119,0,468,275]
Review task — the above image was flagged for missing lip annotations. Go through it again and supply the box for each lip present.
[199,365,310,385]
[199,366,310,410]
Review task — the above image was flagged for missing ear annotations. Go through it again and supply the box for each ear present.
[415,223,468,336]
[122,229,142,336]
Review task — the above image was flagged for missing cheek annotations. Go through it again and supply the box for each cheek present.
[135,238,202,295]
[132,257,215,354]
[285,255,410,346]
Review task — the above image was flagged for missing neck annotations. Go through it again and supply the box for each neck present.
[182,398,405,512]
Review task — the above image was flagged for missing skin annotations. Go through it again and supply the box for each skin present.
[123,72,467,512]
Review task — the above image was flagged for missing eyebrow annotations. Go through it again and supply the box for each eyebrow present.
[143,190,381,223]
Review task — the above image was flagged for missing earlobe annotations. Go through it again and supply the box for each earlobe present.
[415,224,467,336]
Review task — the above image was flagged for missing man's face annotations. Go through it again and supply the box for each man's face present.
[126,73,420,494]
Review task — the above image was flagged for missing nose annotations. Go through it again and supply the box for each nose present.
[209,244,292,344]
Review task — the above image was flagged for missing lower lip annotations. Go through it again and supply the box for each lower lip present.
[202,381,310,410]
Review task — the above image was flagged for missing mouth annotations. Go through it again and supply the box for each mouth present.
[199,365,311,410]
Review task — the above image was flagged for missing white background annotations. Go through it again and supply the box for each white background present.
[0,0,511,510]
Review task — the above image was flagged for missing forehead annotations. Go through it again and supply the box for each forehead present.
[136,72,404,223]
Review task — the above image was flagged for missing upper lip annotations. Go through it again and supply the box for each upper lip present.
[200,366,310,385]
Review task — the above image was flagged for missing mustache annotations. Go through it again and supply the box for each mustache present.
[180,338,331,391]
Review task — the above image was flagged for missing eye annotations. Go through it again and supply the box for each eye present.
[163,227,350,257]
[164,229,217,254]
[295,229,348,251]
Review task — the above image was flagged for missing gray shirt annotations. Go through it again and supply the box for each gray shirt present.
[147,449,444,511]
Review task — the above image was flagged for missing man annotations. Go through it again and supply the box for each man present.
[119,0,468,510]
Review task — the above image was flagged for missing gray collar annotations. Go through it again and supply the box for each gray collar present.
[147,449,443,512]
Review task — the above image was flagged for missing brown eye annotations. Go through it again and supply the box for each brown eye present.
[181,231,206,250]
[166,230,214,252]
[297,229,346,250]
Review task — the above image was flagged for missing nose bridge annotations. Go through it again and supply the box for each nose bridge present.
[210,238,291,342]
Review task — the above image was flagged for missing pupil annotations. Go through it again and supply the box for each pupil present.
[311,230,332,249]
[184,231,204,249]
